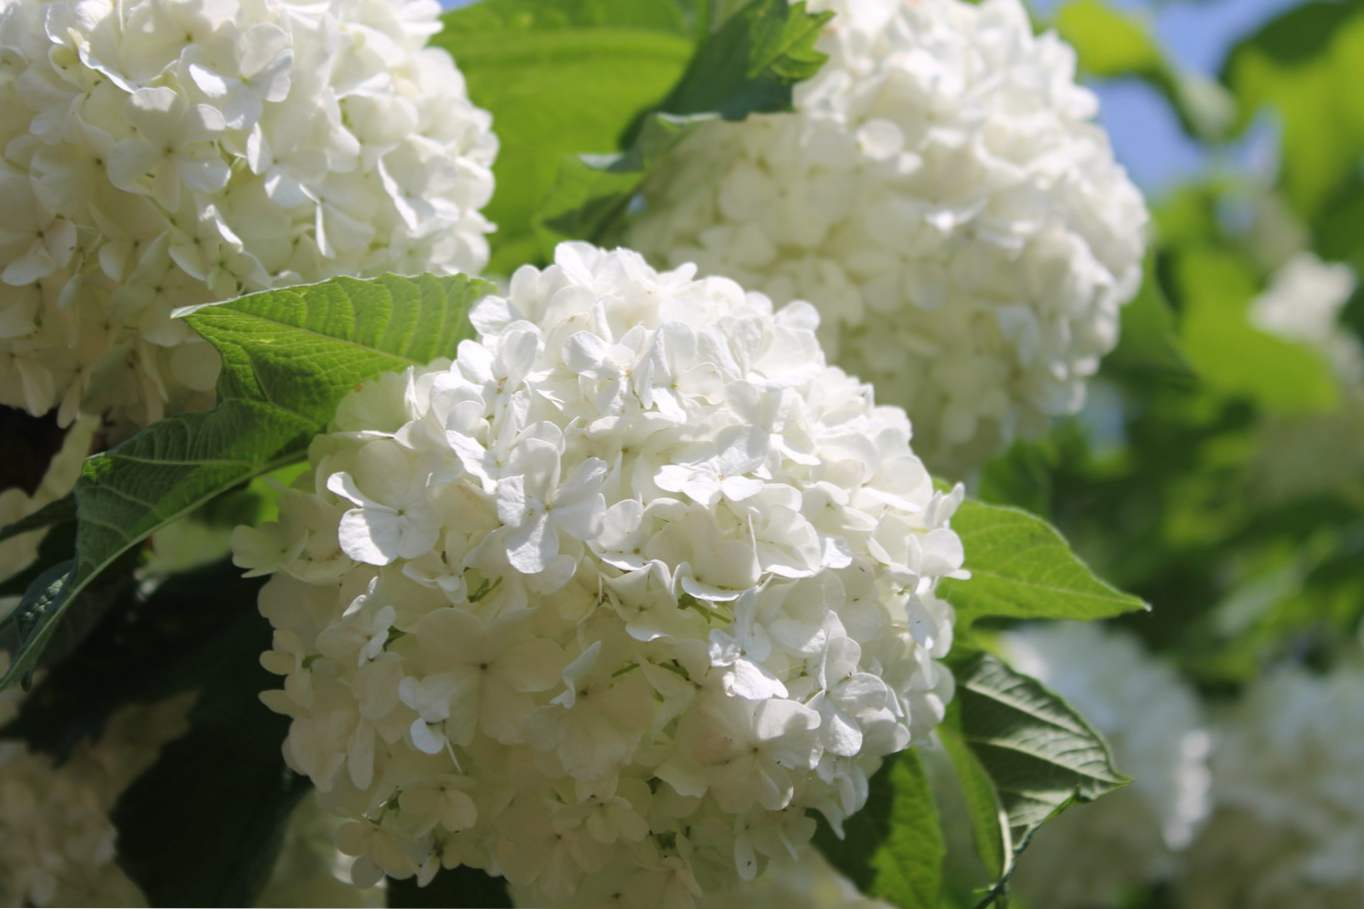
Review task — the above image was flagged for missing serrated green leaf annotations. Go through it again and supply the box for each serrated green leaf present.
[0,494,75,546]
[533,0,830,255]
[814,750,944,908]
[940,499,1148,630]
[953,653,1127,858]
[937,717,1010,882]
[0,562,71,684]
[659,0,830,119]
[434,1,702,273]
[0,522,75,600]
[0,274,490,692]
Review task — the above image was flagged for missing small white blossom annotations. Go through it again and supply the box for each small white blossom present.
[1003,623,1211,908]
[0,0,497,432]
[241,243,967,907]
[1180,665,1364,909]
[626,0,1148,473]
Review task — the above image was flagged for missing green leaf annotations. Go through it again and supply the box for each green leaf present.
[940,498,1149,630]
[1174,248,1338,414]
[659,0,830,119]
[952,653,1128,865]
[0,521,75,600]
[0,561,72,680]
[1221,1,1364,219]
[532,0,830,255]
[0,494,75,545]
[0,274,490,692]
[814,750,944,908]
[937,718,1010,882]
[389,868,512,908]
[1055,0,1233,140]
[434,1,702,273]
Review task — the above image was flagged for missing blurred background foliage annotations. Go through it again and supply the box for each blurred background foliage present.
[980,0,1364,693]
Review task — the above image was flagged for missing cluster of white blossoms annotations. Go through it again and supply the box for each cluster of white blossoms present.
[1181,666,1364,909]
[626,0,1147,472]
[0,693,195,907]
[237,243,967,905]
[0,0,496,430]
[1003,623,1211,908]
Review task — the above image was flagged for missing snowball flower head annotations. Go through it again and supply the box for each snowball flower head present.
[239,242,966,906]
[0,694,194,907]
[626,0,1147,472]
[1181,665,1364,909]
[0,0,496,431]
[1003,624,1210,907]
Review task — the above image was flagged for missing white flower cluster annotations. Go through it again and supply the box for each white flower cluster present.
[0,416,96,589]
[1250,252,1360,384]
[626,0,1147,472]
[1182,666,1364,909]
[238,243,966,905]
[0,0,496,430]
[260,793,386,909]
[0,693,195,907]
[1003,623,1211,908]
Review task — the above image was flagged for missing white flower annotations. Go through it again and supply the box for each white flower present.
[625,0,1148,473]
[1002,623,1211,908]
[241,243,968,907]
[1250,252,1360,383]
[0,694,195,908]
[0,0,496,432]
[1180,664,1364,909]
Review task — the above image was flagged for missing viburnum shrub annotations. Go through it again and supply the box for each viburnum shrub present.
[10,0,1352,907]
[0,0,495,430]
[627,0,1148,472]
[236,242,966,904]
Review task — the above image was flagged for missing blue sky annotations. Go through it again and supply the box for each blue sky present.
[441,0,1303,195]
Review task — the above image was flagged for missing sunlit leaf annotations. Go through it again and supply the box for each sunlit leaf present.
[0,274,490,691]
